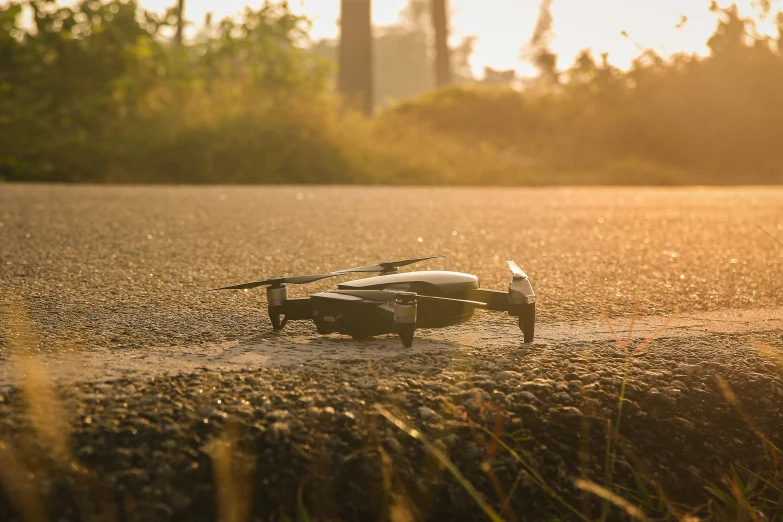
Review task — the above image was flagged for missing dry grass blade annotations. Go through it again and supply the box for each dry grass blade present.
[714,376,783,462]
[17,358,73,467]
[599,303,626,347]
[741,465,783,490]
[500,468,527,515]
[0,440,48,522]
[206,419,256,522]
[389,495,417,522]
[4,301,73,468]
[374,404,504,522]
[726,472,762,522]
[0,300,66,521]
[473,424,589,522]
[754,342,783,369]
[625,298,641,345]
[575,479,651,522]
[600,307,677,521]
[2,300,115,522]
[632,312,679,355]
[615,438,682,519]
[757,225,783,249]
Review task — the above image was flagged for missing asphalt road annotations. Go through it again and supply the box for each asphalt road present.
[1,184,782,521]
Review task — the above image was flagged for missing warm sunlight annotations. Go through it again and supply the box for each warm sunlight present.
[137,0,777,75]
[3,1,783,520]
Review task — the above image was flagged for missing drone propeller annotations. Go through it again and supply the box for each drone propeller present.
[506,260,535,305]
[506,260,528,279]
[341,255,444,274]
[329,289,486,308]
[206,256,443,292]
[205,272,342,292]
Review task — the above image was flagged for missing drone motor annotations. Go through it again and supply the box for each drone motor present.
[393,292,417,348]
[266,285,287,306]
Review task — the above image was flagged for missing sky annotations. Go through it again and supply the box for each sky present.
[76,0,783,76]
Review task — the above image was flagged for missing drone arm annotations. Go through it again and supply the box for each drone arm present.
[280,298,313,320]
[468,287,535,343]
[466,289,512,312]
[467,288,534,315]
[268,298,312,330]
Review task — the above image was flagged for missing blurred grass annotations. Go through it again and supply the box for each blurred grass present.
[103,87,534,186]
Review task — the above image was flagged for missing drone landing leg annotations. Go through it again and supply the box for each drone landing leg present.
[269,308,288,330]
[469,290,535,343]
[518,303,535,343]
[397,323,415,348]
[267,298,312,330]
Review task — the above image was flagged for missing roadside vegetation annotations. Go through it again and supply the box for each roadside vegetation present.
[2,301,782,521]
[1,1,782,185]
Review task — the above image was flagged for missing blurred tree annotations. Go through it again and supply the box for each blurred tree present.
[451,35,476,83]
[480,67,516,86]
[522,0,559,87]
[312,0,474,106]
[1,0,781,185]
[431,0,451,86]
[175,0,185,45]
[338,0,373,114]
[0,0,326,181]
[395,3,783,183]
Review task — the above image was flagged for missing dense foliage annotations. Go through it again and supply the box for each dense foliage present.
[1,1,782,184]
[0,0,337,182]
[395,6,783,184]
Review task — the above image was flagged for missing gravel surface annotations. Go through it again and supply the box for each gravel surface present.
[1,184,782,521]
[1,184,782,352]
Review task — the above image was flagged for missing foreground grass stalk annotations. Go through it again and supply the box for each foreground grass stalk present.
[375,404,504,522]
[599,303,676,521]
[714,376,783,463]
[575,479,652,521]
[0,441,48,522]
[206,419,256,522]
[757,226,783,249]
[473,425,589,521]
[2,300,116,521]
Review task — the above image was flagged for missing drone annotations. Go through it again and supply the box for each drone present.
[207,256,536,348]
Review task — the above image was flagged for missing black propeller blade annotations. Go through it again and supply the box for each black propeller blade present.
[329,289,487,308]
[205,272,342,292]
[206,255,443,292]
[342,255,444,274]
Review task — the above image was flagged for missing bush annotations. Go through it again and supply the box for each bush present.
[1,1,781,185]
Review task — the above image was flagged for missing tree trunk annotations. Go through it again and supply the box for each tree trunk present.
[432,0,451,87]
[339,0,374,115]
[175,0,185,45]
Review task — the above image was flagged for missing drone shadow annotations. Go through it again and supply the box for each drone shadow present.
[223,327,472,369]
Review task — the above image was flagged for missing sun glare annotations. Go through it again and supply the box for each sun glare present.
[133,0,779,76]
